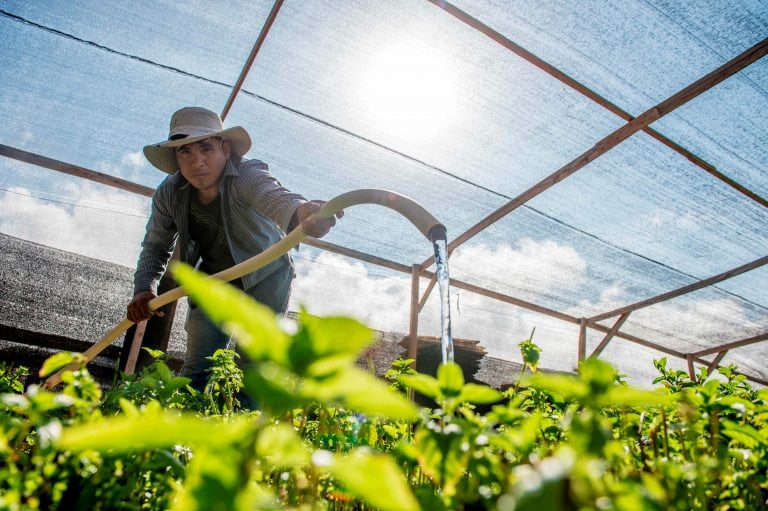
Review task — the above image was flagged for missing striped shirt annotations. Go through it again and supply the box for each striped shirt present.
[133,158,306,295]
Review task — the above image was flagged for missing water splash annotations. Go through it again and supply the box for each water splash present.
[433,239,454,363]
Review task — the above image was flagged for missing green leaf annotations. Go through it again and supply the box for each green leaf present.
[399,373,441,400]
[721,422,768,448]
[519,338,541,371]
[597,385,674,408]
[172,445,278,511]
[141,347,165,359]
[59,411,252,452]
[525,373,588,400]
[437,362,465,397]
[415,426,471,494]
[457,383,504,405]
[243,362,303,415]
[39,352,85,377]
[303,367,418,420]
[321,448,420,511]
[172,263,290,363]
[256,423,311,469]
[579,358,617,393]
[290,312,374,374]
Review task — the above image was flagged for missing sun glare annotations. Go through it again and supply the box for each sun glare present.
[359,41,456,137]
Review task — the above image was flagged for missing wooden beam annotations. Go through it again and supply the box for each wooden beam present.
[418,277,438,313]
[588,256,768,323]
[690,332,768,358]
[425,0,768,210]
[303,238,412,274]
[706,350,729,376]
[221,0,284,121]
[444,278,580,325]
[421,36,768,267]
[0,144,155,197]
[590,312,631,358]
[686,354,697,382]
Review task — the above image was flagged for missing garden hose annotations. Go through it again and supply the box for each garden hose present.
[42,189,446,389]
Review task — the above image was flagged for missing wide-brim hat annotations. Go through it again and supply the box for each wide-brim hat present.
[143,106,251,173]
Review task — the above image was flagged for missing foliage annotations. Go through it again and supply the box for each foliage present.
[0,265,766,510]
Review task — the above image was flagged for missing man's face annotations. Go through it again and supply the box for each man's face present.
[175,137,231,193]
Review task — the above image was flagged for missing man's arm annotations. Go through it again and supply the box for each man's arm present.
[237,160,341,236]
[129,188,177,321]
[293,200,343,238]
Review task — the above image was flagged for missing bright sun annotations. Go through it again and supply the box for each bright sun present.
[359,40,456,137]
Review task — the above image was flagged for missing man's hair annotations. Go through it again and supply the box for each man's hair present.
[174,136,243,164]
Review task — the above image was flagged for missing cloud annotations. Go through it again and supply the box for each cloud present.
[95,152,148,183]
[571,282,627,317]
[0,184,149,268]
[449,239,587,294]
[572,276,761,350]
[290,251,413,332]
[121,151,146,168]
[288,242,590,373]
[19,130,34,146]
[645,208,698,230]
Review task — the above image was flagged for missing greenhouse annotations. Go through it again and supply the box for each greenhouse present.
[1,0,765,386]
[0,1,767,509]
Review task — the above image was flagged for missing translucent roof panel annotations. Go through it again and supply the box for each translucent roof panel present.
[237,0,625,197]
[451,0,768,112]
[653,58,768,198]
[450,0,768,197]
[527,131,768,279]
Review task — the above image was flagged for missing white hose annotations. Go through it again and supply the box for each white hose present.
[42,189,444,389]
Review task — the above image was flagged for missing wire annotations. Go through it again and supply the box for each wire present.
[0,187,149,218]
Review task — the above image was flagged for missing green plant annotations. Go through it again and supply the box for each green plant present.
[0,362,28,394]
[1,268,766,510]
[56,262,421,511]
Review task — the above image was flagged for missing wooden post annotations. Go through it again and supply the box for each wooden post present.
[408,264,421,369]
[123,320,148,374]
[578,318,587,362]
[119,247,181,373]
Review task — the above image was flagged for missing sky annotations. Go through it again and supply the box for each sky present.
[0,1,766,387]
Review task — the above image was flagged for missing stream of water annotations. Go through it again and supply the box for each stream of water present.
[433,239,454,363]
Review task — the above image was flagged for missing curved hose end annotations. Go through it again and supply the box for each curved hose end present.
[427,224,448,243]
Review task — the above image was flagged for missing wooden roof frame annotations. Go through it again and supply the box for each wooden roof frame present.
[1,0,766,386]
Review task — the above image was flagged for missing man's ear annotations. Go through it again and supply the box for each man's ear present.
[221,139,232,158]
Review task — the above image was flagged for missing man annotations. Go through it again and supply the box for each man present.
[127,106,341,390]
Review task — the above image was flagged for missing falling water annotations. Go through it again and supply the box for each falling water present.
[433,239,454,363]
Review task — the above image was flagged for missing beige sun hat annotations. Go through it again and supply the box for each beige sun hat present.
[143,106,252,173]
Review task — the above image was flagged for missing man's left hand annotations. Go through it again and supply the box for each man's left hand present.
[296,200,343,238]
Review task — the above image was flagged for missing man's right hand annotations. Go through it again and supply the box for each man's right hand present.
[127,290,164,323]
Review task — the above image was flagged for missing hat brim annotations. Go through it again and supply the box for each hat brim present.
[143,126,251,174]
